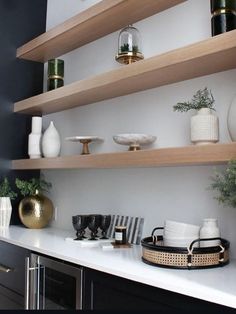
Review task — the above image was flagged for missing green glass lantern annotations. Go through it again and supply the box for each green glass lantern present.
[47,59,64,91]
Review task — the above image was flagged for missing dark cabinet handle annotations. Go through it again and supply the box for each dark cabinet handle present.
[0,263,14,273]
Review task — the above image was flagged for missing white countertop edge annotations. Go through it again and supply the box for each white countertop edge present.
[0,226,235,309]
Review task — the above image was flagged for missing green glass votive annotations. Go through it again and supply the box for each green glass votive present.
[47,59,64,91]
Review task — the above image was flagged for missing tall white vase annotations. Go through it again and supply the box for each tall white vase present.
[191,108,219,145]
[0,197,12,228]
[200,218,220,247]
[28,116,42,159]
[227,96,236,141]
[42,121,61,158]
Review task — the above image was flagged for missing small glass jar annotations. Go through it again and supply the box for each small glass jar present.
[47,59,64,91]
[115,25,144,65]
[211,0,236,36]
[115,226,127,244]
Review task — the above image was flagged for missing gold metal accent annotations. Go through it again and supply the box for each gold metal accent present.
[115,52,144,65]
[19,191,54,229]
[48,75,64,80]
[129,144,141,151]
[79,139,92,155]
[212,8,236,17]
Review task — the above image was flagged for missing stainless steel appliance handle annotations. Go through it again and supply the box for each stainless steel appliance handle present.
[25,257,39,310]
[0,263,14,273]
[25,257,30,310]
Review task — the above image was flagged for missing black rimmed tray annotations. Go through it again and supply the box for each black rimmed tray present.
[141,227,230,270]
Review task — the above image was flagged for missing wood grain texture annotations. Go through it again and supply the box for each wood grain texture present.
[16,0,185,62]
[14,30,236,115]
[11,143,236,170]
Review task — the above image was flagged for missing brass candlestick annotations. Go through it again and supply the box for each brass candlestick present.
[80,139,92,155]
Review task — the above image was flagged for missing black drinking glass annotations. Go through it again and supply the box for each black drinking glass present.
[88,214,101,240]
[100,215,111,239]
[72,215,89,240]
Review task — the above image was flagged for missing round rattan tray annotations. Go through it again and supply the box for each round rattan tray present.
[141,227,230,270]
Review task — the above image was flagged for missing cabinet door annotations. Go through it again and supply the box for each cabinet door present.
[0,241,29,296]
[83,268,235,313]
[0,285,24,310]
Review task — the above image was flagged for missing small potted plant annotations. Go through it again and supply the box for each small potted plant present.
[15,178,53,229]
[173,87,219,145]
[0,178,17,228]
[210,160,236,208]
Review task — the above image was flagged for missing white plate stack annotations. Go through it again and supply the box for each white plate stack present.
[163,220,200,248]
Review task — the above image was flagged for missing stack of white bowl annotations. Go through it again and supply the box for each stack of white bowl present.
[163,220,200,248]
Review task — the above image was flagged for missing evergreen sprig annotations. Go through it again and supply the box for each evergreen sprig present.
[173,87,215,112]
[15,178,52,197]
[120,43,139,53]
[0,178,17,199]
[210,160,236,208]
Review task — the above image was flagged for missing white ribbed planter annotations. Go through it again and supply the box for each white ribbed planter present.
[0,197,12,228]
[227,96,236,141]
[191,108,219,145]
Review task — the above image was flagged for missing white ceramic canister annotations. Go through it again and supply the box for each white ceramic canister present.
[200,218,221,247]
[0,197,12,228]
[191,108,219,145]
[28,116,42,159]
[227,96,236,141]
[42,121,61,158]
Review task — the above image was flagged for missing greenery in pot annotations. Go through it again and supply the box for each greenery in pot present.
[0,178,17,200]
[15,178,52,197]
[120,43,139,53]
[173,87,215,112]
[210,160,236,208]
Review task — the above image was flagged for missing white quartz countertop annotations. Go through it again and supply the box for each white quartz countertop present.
[0,226,235,309]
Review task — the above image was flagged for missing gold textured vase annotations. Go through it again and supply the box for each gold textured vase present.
[19,190,54,229]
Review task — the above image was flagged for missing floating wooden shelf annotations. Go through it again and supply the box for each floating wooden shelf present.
[16,0,185,62]
[14,30,236,115]
[11,143,236,170]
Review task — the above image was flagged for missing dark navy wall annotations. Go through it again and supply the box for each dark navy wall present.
[0,0,47,224]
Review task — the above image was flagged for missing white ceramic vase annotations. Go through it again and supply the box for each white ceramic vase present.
[42,121,61,158]
[28,116,42,159]
[227,96,236,141]
[200,218,220,247]
[191,108,219,145]
[0,197,12,228]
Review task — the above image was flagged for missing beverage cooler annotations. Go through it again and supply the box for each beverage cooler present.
[25,253,83,310]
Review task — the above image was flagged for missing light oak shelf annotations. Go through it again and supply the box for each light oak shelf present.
[17,0,185,62]
[12,143,236,170]
[14,30,236,115]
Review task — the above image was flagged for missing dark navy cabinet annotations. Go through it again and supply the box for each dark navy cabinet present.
[0,241,30,309]
[83,267,236,313]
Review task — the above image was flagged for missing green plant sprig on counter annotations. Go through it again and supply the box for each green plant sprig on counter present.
[173,87,215,113]
[0,178,17,200]
[210,160,236,208]
[120,43,139,53]
[15,178,52,197]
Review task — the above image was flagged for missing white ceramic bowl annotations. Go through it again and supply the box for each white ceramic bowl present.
[164,220,200,236]
[163,236,199,248]
[164,229,199,238]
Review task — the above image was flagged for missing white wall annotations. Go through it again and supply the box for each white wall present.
[43,0,236,257]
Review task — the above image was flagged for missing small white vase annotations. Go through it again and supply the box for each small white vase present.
[42,121,61,158]
[28,116,42,159]
[200,218,220,247]
[191,108,219,145]
[227,96,236,141]
[0,197,12,228]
